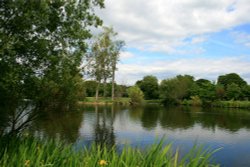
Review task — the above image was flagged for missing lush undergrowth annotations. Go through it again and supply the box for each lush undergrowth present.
[211,100,250,108]
[0,136,219,167]
[182,100,250,109]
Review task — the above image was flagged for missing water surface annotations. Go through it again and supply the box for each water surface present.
[30,105,250,167]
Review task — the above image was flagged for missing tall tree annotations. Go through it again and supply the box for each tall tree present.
[88,26,124,101]
[0,0,104,110]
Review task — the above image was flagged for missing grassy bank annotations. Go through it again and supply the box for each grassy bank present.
[81,97,162,105]
[211,100,250,108]
[0,136,219,167]
[182,100,250,109]
[80,97,130,105]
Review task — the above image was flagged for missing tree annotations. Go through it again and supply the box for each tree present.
[87,26,124,101]
[242,85,250,100]
[217,73,247,89]
[136,75,159,100]
[160,75,194,105]
[215,84,226,100]
[85,80,98,97]
[0,0,104,110]
[226,83,242,100]
[196,82,216,103]
[127,86,144,105]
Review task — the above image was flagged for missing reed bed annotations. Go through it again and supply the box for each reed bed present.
[0,136,219,167]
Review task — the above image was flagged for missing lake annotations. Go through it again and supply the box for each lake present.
[29,104,250,167]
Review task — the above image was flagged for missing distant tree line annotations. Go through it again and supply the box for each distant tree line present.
[131,73,250,106]
[85,73,250,106]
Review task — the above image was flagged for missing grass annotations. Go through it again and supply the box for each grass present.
[182,99,250,109]
[0,136,220,167]
[82,97,162,105]
[212,100,250,108]
[82,97,130,105]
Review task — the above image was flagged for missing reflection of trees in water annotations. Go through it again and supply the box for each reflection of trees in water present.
[128,104,250,132]
[0,102,37,136]
[94,105,116,148]
[30,109,83,143]
[160,107,194,129]
[141,105,160,130]
[196,107,250,132]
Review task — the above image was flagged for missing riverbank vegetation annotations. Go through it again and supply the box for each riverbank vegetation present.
[84,73,250,108]
[0,136,219,167]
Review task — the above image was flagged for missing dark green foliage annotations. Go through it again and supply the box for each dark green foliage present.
[242,85,250,100]
[198,82,216,104]
[85,80,98,97]
[217,73,247,88]
[226,83,242,100]
[0,0,104,110]
[136,75,159,100]
[215,84,226,100]
[160,75,194,105]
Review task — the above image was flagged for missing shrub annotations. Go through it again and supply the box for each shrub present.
[127,86,144,105]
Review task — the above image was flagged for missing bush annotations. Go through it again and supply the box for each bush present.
[127,86,144,105]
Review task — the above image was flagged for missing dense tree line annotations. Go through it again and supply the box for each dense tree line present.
[83,72,250,106]
[131,73,250,106]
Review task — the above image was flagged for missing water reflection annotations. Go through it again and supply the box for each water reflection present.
[30,110,83,143]
[9,104,250,166]
[0,102,37,136]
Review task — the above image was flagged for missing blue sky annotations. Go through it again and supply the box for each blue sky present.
[96,0,250,85]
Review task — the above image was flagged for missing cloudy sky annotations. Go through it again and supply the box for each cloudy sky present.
[96,0,250,85]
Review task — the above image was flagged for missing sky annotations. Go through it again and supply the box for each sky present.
[96,0,250,85]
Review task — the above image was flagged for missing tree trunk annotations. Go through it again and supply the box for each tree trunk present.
[95,82,100,101]
[111,69,115,101]
[103,78,107,98]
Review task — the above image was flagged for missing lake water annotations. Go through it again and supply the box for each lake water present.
[29,104,250,167]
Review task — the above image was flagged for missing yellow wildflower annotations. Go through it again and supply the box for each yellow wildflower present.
[24,160,30,166]
[99,160,108,166]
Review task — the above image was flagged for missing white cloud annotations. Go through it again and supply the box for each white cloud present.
[231,31,250,47]
[191,36,207,44]
[116,56,250,85]
[120,51,134,59]
[97,0,250,53]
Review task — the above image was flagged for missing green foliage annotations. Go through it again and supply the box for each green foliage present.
[217,73,247,88]
[0,0,104,110]
[87,26,125,100]
[84,80,98,97]
[127,86,144,105]
[242,85,250,100]
[191,96,203,106]
[160,75,194,105]
[215,84,226,100]
[0,136,219,167]
[212,101,250,108]
[136,75,159,100]
[196,82,216,104]
[226,83,242,100]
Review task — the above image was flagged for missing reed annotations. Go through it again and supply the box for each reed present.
[0,136,219,167]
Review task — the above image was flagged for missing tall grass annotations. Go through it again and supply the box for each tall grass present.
[0,136,219,167]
